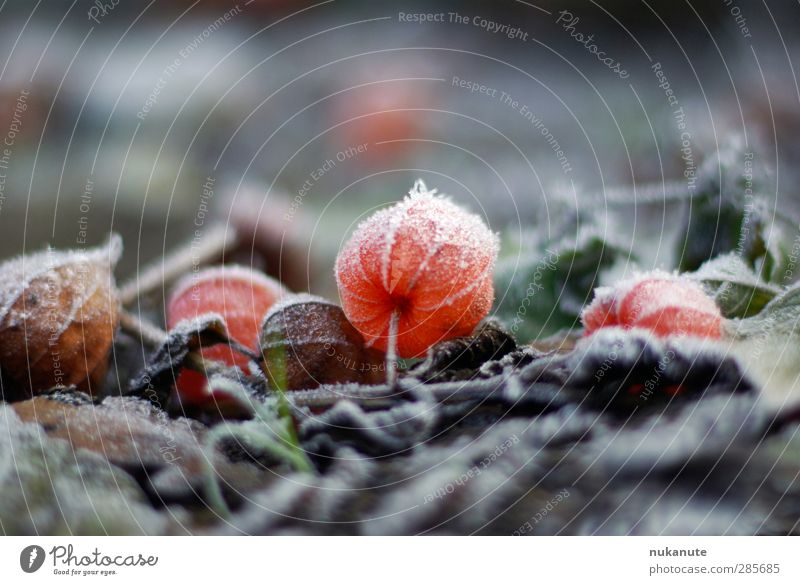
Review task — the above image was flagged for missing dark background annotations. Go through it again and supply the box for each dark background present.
[0,0,797,296]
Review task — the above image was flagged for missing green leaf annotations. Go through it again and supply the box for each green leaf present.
[494,224,629,341]
[674,143,795,284]
[758,283,800,317]
[689,253,782,318]
[731,279,800,342]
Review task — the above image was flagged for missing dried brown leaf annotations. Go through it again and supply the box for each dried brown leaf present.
[260,294,386,391]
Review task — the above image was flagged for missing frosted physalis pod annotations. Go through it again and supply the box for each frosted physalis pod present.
[0,236,122,398]
[335,180,498,383]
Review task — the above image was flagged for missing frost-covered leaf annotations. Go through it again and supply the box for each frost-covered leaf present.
[675,143,794,283]
[494,220,629,340]
[0,236,121,400]
[13,394,206,478]
[689,253,781,318]
[525,328,756,414]
[127,313,241,405]
[756,282,800,317]
[409,319,516,383]
[0,402,169,535]
[733,279,800,339]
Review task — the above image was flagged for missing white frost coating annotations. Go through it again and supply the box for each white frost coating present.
[381,196,404,293]
[574,327,725,364]
[581,268,717,324]
[0,235,121,322]
[259,292,370,350]
[687,252,781,297]
[416,261,495,311]
[0,236,122,368]
[260,293,331,329]
[385,180,436,293]
[405,237,446,293]
[168,263,284,309]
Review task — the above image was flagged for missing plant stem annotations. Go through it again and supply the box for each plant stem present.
[118,308,167,346]
[119,223,236,306]
[386,309,400,387]
[201,450,232,518]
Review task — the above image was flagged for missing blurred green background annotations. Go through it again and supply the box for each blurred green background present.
[0,0,797,332]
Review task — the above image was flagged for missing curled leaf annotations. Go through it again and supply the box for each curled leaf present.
[689,253,781,318]
[409,320,516,383]
[534,329,756,415]
[675,142,794,283]
[0,236,121,400]
[127,313,247,406]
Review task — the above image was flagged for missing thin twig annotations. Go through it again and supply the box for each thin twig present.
[119,308,167,346]
[119,224,236,306]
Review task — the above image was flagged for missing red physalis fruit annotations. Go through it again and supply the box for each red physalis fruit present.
[332,82,423,164]
[166,265,286,404]
[0,237,121,399]
[581,271,722,339]
[335,180,498,359]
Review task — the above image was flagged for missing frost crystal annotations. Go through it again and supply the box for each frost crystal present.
[582,269,722,339]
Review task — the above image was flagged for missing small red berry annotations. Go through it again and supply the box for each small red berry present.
[331,82,424,164]
[335,180,498,359]
[167,265,286,404]
[582,272,722,339]
[580,293,618,332]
